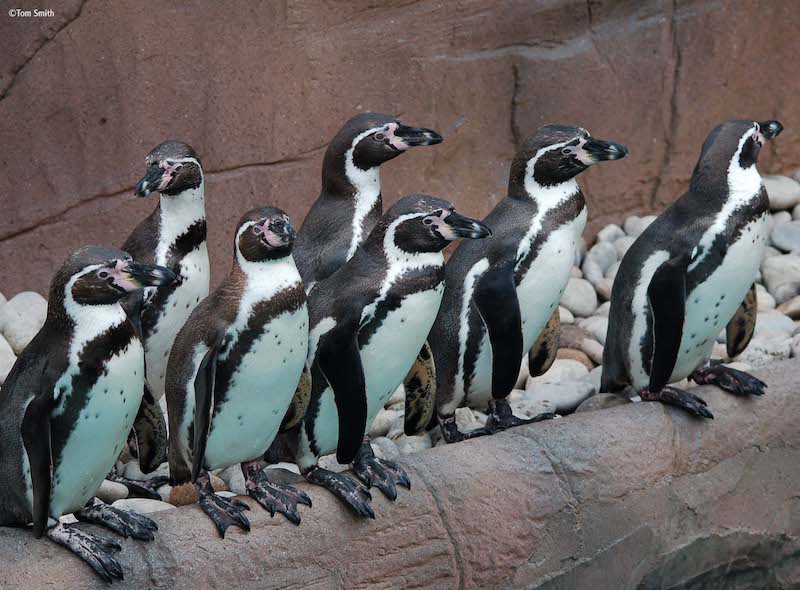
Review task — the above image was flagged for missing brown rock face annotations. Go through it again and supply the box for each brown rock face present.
[1,0,798,297]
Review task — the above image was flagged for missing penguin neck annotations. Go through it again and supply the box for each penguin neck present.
[322,140,383,261]
[232,252,302,303]
[155,177,206,264]
[517,174,580,212]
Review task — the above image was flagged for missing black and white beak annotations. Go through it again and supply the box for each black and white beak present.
[580,138,628,163]
[440,211,491,240]
[393,125,444,148]
[758,120,783,142]
[110,261,176,291]
[134,166,165,198]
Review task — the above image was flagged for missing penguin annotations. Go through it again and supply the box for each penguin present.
[119,140,210,477]
[294,112,443,291]
[291,113,444,439]
[602,119,783,416]
[165,207,312,537]
[0,246,175,582]
[286,195,489,517]
[428,125,628,442]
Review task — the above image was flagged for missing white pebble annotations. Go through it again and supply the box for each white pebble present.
[0,292,47,354]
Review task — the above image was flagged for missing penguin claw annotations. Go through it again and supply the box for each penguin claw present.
[641,386,714,419]
[305,467,375,519]
[197,485,251,538]
[352,443,411,501]
[691,365,767,396]
[75,503,159,541]
[47,522,124,583]
[486,398,556,431]
[245,470,312,525]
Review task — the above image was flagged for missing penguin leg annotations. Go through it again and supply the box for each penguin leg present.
[46,522,124,583]
[106,470,169,501]
[241,459,311,525]
[438,413,500,443]
[303,466,375,519]
[485,398,556,431]
[195,470,251,538]
[639,386,714,419]
[128,382,169,473]
[690,364,767,396]
[75,499,158,541]
[351,440,411,501]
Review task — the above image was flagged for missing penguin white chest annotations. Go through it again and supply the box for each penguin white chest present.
[669,214,768,381]
[49,341,145,518]
[311,286,444,456]
[203,307,309,470]
[144,244,210,398]
[467,208,586,405]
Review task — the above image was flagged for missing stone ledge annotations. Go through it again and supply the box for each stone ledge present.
[2,359,799,589]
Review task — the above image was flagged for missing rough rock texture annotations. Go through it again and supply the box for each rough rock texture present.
[1,0,798,295]
[2,358,799,589]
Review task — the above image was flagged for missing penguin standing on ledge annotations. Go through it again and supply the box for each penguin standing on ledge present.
[602,119,783,416]
[429,125,627,442]
[288,195,489,517]
[0,247,175,582]
[119,140,210,478]
[165,208,311,537]
[294,112,443,291]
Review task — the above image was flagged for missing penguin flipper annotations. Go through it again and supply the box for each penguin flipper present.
[191,342,220,482]
[280,363,312,432]
[474,264,523,398]
[317,323,367,465]
[726,283,757,358]
[21,388,55,538]
[647,255,690,392]
[528,307,561,378]
[403,341,436,436]
[131,383,168,473]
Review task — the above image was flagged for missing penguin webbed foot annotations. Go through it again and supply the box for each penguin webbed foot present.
[304,466,375,519]
[352,442,410,501]
[47,522,124,583]
[640,385,714,419]
[243,464,311,525]
[690,364,767,396]
[486,398,556,430]
[106,472,169,501]
[75,502,158,541]
[196,473,251,538]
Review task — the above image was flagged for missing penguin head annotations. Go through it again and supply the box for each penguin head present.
[55,246,176,307]
[691,119,784,186]
[510,125,627,192]
[325,112,443,174]
[134,140,203,197]
[235,207,297,262]
[379,195,491,254]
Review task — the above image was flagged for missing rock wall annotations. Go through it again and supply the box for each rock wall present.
[2,359,799,589]
[1,0,799,296]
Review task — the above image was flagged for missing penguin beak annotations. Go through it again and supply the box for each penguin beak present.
[120,262,177,290]
[392,125,444,149]
[442,212,492,240]
[580,138,628,163]
[134,165,166,198]
[759,120,783,141]
[263,218,297,248]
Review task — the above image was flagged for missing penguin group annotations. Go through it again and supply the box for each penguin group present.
[0,111,783,581]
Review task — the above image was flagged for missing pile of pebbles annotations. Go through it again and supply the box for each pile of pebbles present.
[3,174,800,513]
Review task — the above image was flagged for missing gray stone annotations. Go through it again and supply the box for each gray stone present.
[762,245,782,261]
[624,214,656,238]
[515,355,530,389]
[595,278,614,301]
[561,278,598,317]
[777,295,800,318]
[793,202,800,220]
[558,305,575,324]
[570,266,583,279]
[595,301,611,317]
[95,480,129,504]
[507,389,557,419]
[596,223,625,243]
[586,240,617,273]
[122,459,169,482]
[394,433,432,456]
[386,413,407,441]
[761,254,800,304]
[218,464,247,496]
[582,366,604,391]
[580,338,604,365]
[0,292,6,311]
[575,393,631,413]
[737,336,791,368]
[111,498,175,515]
[574,237,587,267]
[0,334,17,385]
[455,407,483,433]
[0,291,47,354]
[756,283,776,310]
[580,257,604,286]
[579,316,609,345]
[614,236,636,259]
[526,359,588,387]
[369,408,401,438]
[770,220,800,252]
[754,310,796,337]
[521,381,596,414]
[764,175,800,211]
[605,260,621,281]
[371,437,400,461]
[386,385,405,408]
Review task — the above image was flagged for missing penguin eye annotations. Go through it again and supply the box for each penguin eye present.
[173,164,183,172]
[423,217,435,226]
[98,270,110,279]
[252,225,263,235]
[374,132,385,141]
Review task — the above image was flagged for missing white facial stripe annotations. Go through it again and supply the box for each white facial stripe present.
[344,126,386,261]
[688,125,761,272]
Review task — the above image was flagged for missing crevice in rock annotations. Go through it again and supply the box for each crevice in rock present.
[509,60,521,149]
[0,0,87,101]
[585,0,618,79]
[648,0,682,210]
